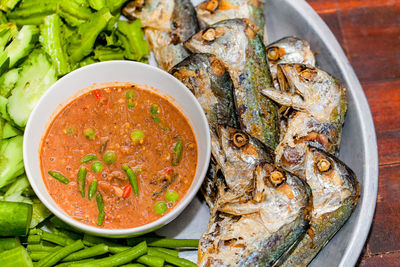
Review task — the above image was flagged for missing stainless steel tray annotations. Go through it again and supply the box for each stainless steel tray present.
[155,1,379,266]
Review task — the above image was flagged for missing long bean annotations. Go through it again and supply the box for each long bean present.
[55,258,94,267]
[48,171,70,184]
[27,244,61,252]
[41,231,75,246]
[108,246,129,254]
[68,241,147,267]
[36,239,84,267]
[29,251,49,261]
[88,180,97,200]
[82,234,124,247]
[127,238,199,249]
[120,264,146,267]
[62,243,109,262]
[123,165,138,195]
[27,234,41,244]
[96,193,105,226]
[77,167,87,197]
[153,247,179,257]
[147,248,196,267]
[136,254,164,267]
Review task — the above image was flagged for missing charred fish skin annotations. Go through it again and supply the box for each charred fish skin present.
[196,0,266,40]
[123,0,199,71]
[266,37,316,90]
[199,160,312,267]
[170,53,239,131]
[185,19,280,151]
[281,146,359,266]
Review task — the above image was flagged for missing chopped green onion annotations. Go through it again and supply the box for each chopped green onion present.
[150,104,159,115]
[125,90,136,99]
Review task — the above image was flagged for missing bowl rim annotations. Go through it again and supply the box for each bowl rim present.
[23,60,211,237]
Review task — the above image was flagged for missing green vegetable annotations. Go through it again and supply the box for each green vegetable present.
[62,243,109,262]
[153,201,167,215]
[103,151,116,164]
[2,121,21,138]
[29,251,49,261]
[125,90,135,99]
[68,241,147,267]
[48,171,70,185]
[5,25,39,68]
[4,174,29,198]
[82,233,124,247]
[96,192,105,226]
[127,238,199,249]
[27,244,61,252]
[91,161,104,173]
[147,247,196,267]
[39,230,76,246]
[0,95,11,121]
[0,201,32,236]
[136,254,164,267]
[121,264,145,267]
[0,51,9,77]
[94,46,125,61]
[122,164,138,195]
[68,8,112,62]
[117,20,148,61]
[88,0,106,10]
[30,201,52,228]
[57,1,93,23]
[0,23,18,49]
[0,0,22,12]
[40,14,71,76]
[152,247,179,257]
[83,128,96,140]
[130,130,145,144]
[36,239,84,267]
[77,167,87,198]
[150,104,158,115]
[0,135,24,188]
[81,154,97,163]
[0,237,20,252]
[88,179,97,200]
[0,67,19,98]
[55,258,95,267]
[165,190,179,202]
[107,0,128,14]
[0,246,33,267]
[27,234,41,244]
[7,49,57,127]
[171,139,183,166]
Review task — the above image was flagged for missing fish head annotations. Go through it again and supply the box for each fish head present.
[304,146,359,218]
[266,37,315,89]
[262,63,345,122]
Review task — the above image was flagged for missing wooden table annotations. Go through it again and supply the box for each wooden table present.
[306,0,400,266]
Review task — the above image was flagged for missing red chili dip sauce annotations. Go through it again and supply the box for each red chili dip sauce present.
[40,85,198,229]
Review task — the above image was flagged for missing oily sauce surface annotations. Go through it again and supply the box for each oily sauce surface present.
[40,85,198,229]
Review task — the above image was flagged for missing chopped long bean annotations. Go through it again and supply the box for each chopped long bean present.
[29,251,49,261]
[147,248,196,267]
[108,246,129,254]
[27,234,41,244]
[88,180,98,200]
[120,264,145,267]
[127,238,199,249]
[96,193,105,226]
[82,234,124,247]
[153,247,179,257]
[41,231,75,246]
[62,244,109,262]
[27,244,61,252]
[123,164,139,195]
[48,171,70,184]
[81,154,97,163]
[171,139,184,166]
[77,167,87,198]
[136,254,164,267]
[36,239,84,267]
[55,258,94,267]
[68,241,147,267]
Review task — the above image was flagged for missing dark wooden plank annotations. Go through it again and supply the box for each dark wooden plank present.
[362,79,400,165]
[364,164,400,254]
[359,251,400,267]
[316,10,346,54]
[338,4,400,82]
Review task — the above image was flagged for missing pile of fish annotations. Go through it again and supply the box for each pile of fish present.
[124,0,360,266]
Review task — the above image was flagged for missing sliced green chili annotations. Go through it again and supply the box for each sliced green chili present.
[123,165,139,196]
[77,167,87,198]
[171,139,184,166]
[81,154,97,163]
[88,180,97,200]
[48,171,70,184]
[96,193,105,226]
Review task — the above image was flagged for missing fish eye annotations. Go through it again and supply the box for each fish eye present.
[300,68,315,81]
[269,170,286,186]
[316,159,331,172]
[232,132,249,148]
[202,28,216,42]
[267,47,282,61]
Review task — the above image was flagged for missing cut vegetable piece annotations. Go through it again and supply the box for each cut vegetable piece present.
[117,20,148,60]
[7,49,57,127]
[0,11,7,23]
[0,68,20,97]
[0,23,18,49]
[30,200,52,228]
[7,3,57,19]
[4,174,29,197]
[5,25,39,68]
[107,0,128,14]
[0,246,33,267]
[89,0,106,10]
[0,201,33,236]
[0,237,20,252]
[94,46,124,61]
[40,14,70,76]
[0,95,11,121]
[0,0,22,12]
[0,51,9,77]
[68,8,112,62]
[0,135,24,188]
[2,121,22,138]
[57,1,93,23]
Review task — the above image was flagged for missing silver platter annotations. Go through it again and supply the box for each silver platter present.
[156,1,379,266]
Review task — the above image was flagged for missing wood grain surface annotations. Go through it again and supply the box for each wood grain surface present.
[306,0,400,266]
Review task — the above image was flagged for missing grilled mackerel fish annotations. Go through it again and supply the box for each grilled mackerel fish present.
[198,126,311,266]
[280,147,359,266]
[185,19,280,151]
[196,0,267,42]
[123,0,199,71]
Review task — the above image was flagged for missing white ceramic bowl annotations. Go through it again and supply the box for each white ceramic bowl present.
[23,61,211,237]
